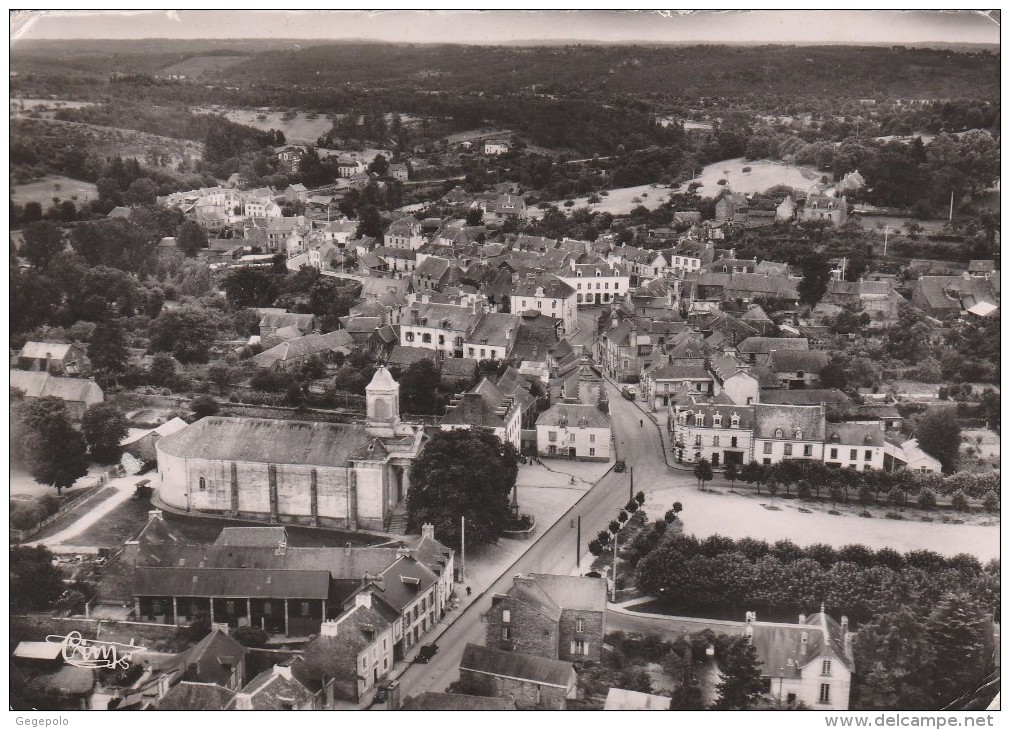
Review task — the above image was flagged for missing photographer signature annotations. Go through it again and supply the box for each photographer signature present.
[45,632,147,670]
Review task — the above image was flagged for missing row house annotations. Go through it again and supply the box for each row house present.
[412,255,464,293]
[559,260,630,306]
[670,400,827,467]
[385,217,425,250]
[440,378,523,450]
[485,574,607,663]
[510,275,577,335]
[464,312,522,361]
[824,422,886,471]
[597,317,642,382]
[459,645,576,711]
[373,246,418,277]
[670,397,755,468]
[535,404,612,461]
[769,350,830,389]
[401,301,481,358]
[242,196,282,219]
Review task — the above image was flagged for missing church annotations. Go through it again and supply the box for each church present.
[155,367,425,532]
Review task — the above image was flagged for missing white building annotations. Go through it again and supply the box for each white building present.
[400,302,481,358]
[510,276,577,335]
[752,404,826,465]
[440,379,522,451]
[670,399,755,468]
[463,312,521,361]
[536,404,612,462]
[748,610,854,711]
[384,217,425,250]
[559,260,630,307]
[484,140,510,156]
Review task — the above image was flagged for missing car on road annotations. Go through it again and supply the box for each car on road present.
[415,643,438,663]
[372,681,391,705]
[614,458,626,473]
[621,385,636,400]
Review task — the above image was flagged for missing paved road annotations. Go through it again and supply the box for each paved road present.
[393,373,671,696]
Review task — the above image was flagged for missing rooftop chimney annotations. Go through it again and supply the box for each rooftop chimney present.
[799,613,806,624]
[274,664,293,681]
[421,523,436,541]
[345,542,352,556]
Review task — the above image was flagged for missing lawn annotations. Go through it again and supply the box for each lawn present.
[194,106,336,143]
[71,494,391,549]
[28,487,118,543]
[10,175,98,206]
[541,183,676,217]
[686,157,826,199]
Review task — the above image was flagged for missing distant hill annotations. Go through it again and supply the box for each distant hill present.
[10,41,1000,101]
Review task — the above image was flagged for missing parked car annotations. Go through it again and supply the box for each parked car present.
[614,458,626,473]
[621,386,636,400]
[416,643,438,663]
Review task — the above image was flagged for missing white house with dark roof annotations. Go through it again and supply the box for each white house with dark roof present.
[824,421,886,471]
[559,259,630,307]
[670,395,755,467]
[400,301,481,358]
[752,403,826,465]
[464,312,521,361]
[384,217,425,250]
[536,403,611,461]
[511,275,577,335]
[746,609,853,710]
[440,378,522,450]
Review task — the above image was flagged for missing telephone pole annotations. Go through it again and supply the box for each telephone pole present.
[576,515,581,570]
[629,466,634,502]
[460,515,465,583]
[611,531,618,602]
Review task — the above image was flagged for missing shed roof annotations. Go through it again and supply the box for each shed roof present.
[460,644,575,688]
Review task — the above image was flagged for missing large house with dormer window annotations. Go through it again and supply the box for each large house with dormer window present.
[670,396,755,467]
[558,260,630,307]
[510,275,577,335]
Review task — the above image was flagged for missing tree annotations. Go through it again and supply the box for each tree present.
[81,403,128,464]
[399,360,441,415]
[16,398,88,493]
[714,636,765,710]
[981,490,999,513]
[926,593,992,709]
[176,220,209,257]
[664,644,706,710]
[950,490,970,513]
[21,221,65,269]
[69,219,158,274]
[190,395,220,420]
[149,306,220,363]
[87,321,129,383]
[207,362,234,395]
[231,625,269,649]
[797,253,832,306]
[852,605,937,710]
[367,154,389,177]
[147,353,178,387]
[694,458,713,489]
[724,462,739,490]
[355,205,384,239]
[917,488,937,511]
[406,429,518,551]
[914,407,961,473]
[222,267,279,309]
[10,546,65,612]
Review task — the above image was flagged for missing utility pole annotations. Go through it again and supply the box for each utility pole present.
[611,531,618,602]
[629,466,634,502]
[576,515,581,570]
[949,190,955,222]
[883,225,890,257]
[460,515,465,583]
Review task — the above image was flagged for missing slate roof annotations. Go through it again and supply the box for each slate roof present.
[249,330,353,367]
[442,378,515,428]
[604,688,672,710]
[825,422,885,447]
[525,574,607,613]
[157,681,235,711]
[770,350,830,374]
[467,312,521,347]
[737,337,809,355]
[156,417,371,467]
[259,312,314,332]
[536,403,611,429]
[751,612,852,680]
[409,302,480,332]
[647,364,712,381]
[9,370,103,404]
[387,345,438,367]
[173,628,248,687]
[460,644,575,689]
[238,662,317,710]
[761,389,855,411]
[214,527,289,548]
[440,357,479,380]
[20,341,75,359]
[679,400,756,429]
[753,404,826,440]
[511,275,576,299]
[301,604,396,694]
[914,276,998,311]
[135,567,331,599]
[401,693,516,710]
[369,556,438,612]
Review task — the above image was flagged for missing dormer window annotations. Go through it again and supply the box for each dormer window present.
[794,429,803,440]
[730,414,740,428]
[712,414,722,427]
[774,428,784,439]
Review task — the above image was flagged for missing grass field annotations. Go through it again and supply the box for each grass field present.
[541,182,675,217]
[11,175,98,206]
[195,106,336,143]
[687,157,826,198]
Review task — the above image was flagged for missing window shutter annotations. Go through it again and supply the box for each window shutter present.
[570,641,576,655]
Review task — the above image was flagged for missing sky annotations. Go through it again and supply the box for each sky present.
[11,9,1001,46]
